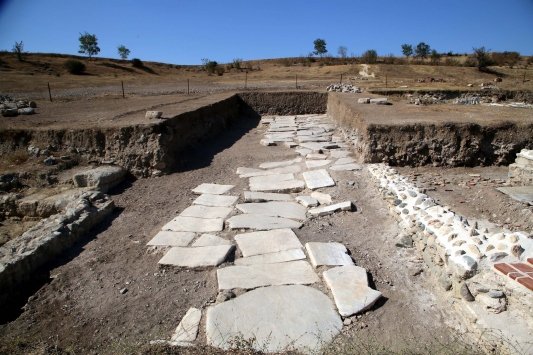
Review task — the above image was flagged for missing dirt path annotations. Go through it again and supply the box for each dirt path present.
[0,116,471,354]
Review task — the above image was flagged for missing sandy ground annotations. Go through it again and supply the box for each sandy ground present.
[0,115,488,354]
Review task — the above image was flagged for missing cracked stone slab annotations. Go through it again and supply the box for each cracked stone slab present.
[243,191,293,203]
[311,191,332,204]
[192,194,239,207]
[306,160,332,169]
[305,242,353,267]
[238,165,301,178]
[303,169,335,190]
[159,245,234,267]
[216,260,318,290]
[296,195,319,207]
[234,248,306,265]
[162,216,224,233]
[180,205,233,219]
[192,234,232,247]
[206,285,342,353]
[235,201,307,220]
[308,201,353,217]
[323,265,382,316]
[171,307,202,345]
[234,228,303,257]
[249,174,305,193]
[259,158,302,169]
[226,214,302,230]
[192,183,234,195]
[329,163,362,171]
[147,231,195,247]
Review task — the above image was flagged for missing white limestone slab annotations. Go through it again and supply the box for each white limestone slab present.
[226,214,302,230]
[162,216,224,233]
[311,191,332,204]
[306,153,328,160]
[171,307,202,345]
[295,148,312,156]
[180,205,233,219]
[192,183,234,195]
[297,136,330,143]
[243,191,293,202]
[299,142,329,152]
[236,167,262,175]
[249,174,305,193]
[330,163,362,171]
[249,173,294,184]
[234,248,306,265]
[323,265,382,316]
[206,285,342,353]
[216,260,318,290]
[308,201,353,217]
[335,157,356,165]
[235,201,307,220]
[284,141,298,148]
[234,228,303,257]
[329,150,351,158]
[305,242,353,267]
[303,169,335,190]
[296,195,319,207]
[239,165,301,178]
[259,158,301,169]
[192,234,232,247]
[158,245,234,267]
[147,231,195,247]
[192,194,238,207]
[306,160,332,169]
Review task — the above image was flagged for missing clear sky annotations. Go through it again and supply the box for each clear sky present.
[0,0,532,65]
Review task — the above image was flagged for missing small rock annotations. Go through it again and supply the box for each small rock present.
[488,290,505,299]
[395,233,413,248]
[511,244,524,258]
[43,156,57,166]
[119,288,128,294]
[17,107,35,115]
[145,111,162,119]
[216,290,235,303]
[460,283,475,302]
[343,318,352,326]
[489,252,508,262]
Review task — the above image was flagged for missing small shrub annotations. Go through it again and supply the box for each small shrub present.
[64,59,86,74]
[444,57,461,66]
[215,66,225,76]
[361,49,378,64]
[131,58,143,68]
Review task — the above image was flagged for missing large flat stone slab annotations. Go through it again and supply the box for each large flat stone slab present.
[192,194,239,207]
[147,231,195,247]
[259,158,301,169]
[226,214,302,230]
[243,191,293,202]
[329,163,362,171]
[192,183,234,195]
[311,191,332,204]
[192,234,232,247]
[171,307,202,345]
[235,229,303,257]
[308,201,353,217]
[249,174,305,193]
[295,195,319,207]
[216,260,318,290]
[235,201,307,220]
[303,169,335,190]
[238,165,301,178]
[323,265,382,316]
[496,186,533,205]
[162,216,224,233]
[206,285,342,353]
[329,150,351,158]
[180,205,233,219]
[306,160,332,169]
[305,242,353,267]
[234,249,306,265]
[159,245,234,267]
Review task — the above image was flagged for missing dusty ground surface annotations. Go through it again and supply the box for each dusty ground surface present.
[0,115,489,355]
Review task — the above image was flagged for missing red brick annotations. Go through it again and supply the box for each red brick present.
[516,276,533,291]
[528,258,533,266]
[494,263,515,275]
[510,263,533,273]
[508,272,523,280]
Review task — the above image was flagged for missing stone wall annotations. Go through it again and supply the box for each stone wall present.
[509,149,533,185]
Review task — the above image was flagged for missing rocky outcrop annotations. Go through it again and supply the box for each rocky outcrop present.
[509,149,533,186]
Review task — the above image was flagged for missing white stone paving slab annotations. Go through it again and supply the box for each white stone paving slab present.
[303,169,335,190]
[239,165,301,178]
[323,265,382,316]
[162,216,224,233]
[235,201,307,220]
[295,148,312,156]
[330,163,362,171]
[171,307,202,345]
[259,158,301,169]
[192,183,234,195]
[306,153,328,160]
[249,174,305,193]
[305,242,353,267]
[216,260,319,290]
[310,191,332,204]
[206,285,342,353]
[226,214,302,230]
[147,231,195,247]
[234,248,306,265]
[308,201,353,217]
[192,234,232,247]
[335,157,356,165]
[159,245,234,267]
[243,191,293,202]
[296,195,319,207]
[192,194,238,207]
[299,142,330,152]
[306,160,332,169]
[329,150,351,158]
[234,228,303,257]
[180,205,233,219]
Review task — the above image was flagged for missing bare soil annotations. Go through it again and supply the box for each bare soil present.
[0,117,473,354]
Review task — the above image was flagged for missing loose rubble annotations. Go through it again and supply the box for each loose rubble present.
[0,95,36,117]
[326,83,362,93]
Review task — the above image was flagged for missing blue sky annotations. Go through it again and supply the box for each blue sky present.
[0,0,532,64]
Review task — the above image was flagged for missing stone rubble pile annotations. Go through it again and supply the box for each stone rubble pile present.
[0,95,37,117]
[148,114,382,353]
[326,83,362,93]
[508,149,533,186]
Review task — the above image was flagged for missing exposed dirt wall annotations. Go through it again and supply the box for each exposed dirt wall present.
[238,91,327,115]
